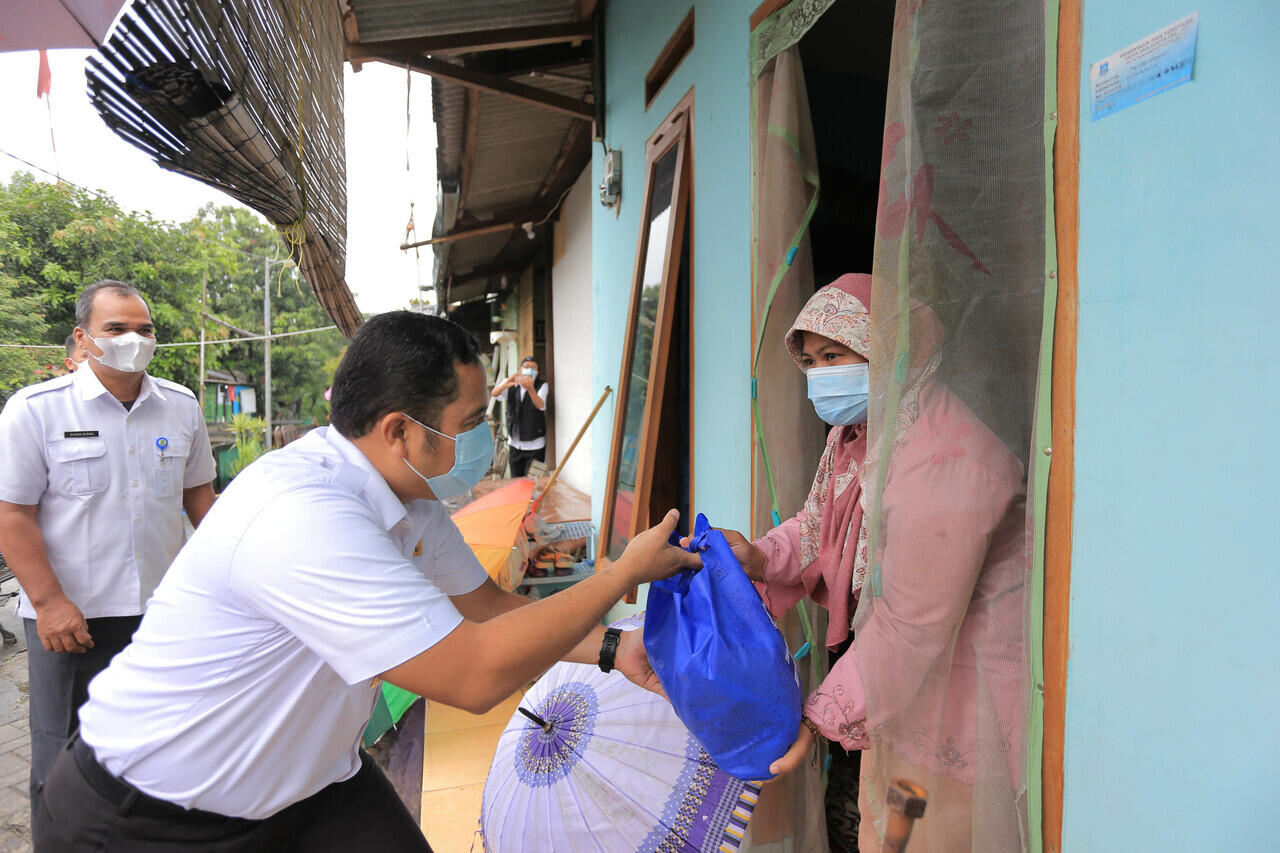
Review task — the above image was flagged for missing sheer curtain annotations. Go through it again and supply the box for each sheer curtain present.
[748,15,834,853]
[855,0,1049,850]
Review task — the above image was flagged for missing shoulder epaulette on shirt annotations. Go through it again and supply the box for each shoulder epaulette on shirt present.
[18,373,76,400]
[151,377,198,400]
[266,445,369,498]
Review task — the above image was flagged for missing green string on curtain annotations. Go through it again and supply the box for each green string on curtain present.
[1026,2,1063,849]
[749,3,836,679]
[750,123,822,670]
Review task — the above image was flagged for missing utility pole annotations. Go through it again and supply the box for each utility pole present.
[263,258,272,450]
[261,256,295,450]
[198,269,207,415]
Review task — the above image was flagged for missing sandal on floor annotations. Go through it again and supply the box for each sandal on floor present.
[528,554,555,578]
[553,553,576,576]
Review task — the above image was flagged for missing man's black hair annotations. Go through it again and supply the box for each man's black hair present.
[329,312,481,439]
[520,355,537,365]
[75,280,151,329]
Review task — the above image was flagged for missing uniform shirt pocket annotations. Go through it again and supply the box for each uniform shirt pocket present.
[47,438,109,496]
[151,437,190,498]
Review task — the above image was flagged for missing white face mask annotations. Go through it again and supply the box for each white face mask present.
[86,332,157,374]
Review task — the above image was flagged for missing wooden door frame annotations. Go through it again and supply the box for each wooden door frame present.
[1044,0,1080,849]
[749,0,791,31]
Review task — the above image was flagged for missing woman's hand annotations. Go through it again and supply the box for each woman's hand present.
[614,630,666,698]
[768,720,816,778]
[618,509,702,585]
[712,528,767,583]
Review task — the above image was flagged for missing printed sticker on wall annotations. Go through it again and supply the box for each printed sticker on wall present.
[1089,12,1199,122]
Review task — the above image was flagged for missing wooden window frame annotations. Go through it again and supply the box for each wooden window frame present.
[645,9,694,108]
[598,91,695,576]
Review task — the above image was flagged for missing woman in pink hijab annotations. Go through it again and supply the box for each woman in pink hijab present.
[722,273,1026,852]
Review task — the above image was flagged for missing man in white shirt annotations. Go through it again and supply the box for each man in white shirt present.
[0,280,216,836]
[490,355,549,477]
[62,333,86,374]
[38,311,698,852]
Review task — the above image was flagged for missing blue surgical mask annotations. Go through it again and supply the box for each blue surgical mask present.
[401,413,494,500]
[807,363,870,426]
[521,367,536,377]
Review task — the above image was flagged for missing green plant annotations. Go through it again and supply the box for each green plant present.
[226,413,266,478]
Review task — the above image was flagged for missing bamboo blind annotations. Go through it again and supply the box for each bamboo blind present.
[87,0,362,336]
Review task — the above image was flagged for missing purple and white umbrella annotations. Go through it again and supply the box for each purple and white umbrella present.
[481,661,761,853]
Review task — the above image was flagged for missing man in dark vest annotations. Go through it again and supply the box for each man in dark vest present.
[491,356,549,477]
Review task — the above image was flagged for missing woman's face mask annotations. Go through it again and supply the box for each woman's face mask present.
[807,363,870,426]
[521,367,537,377]
[400,413,494,500]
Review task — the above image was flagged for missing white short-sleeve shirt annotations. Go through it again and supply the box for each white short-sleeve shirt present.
[0,365,216,618]
[78,427,489,819]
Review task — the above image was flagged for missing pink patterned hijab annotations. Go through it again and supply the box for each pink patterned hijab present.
[784,274,872,649]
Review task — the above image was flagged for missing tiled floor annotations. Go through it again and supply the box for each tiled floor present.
[420,691,523,853]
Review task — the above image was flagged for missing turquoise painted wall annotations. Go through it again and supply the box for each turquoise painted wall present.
[592,0,756,575]
[1066,3,1280,848]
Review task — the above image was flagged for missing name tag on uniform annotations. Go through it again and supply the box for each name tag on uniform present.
[64,430,99,438]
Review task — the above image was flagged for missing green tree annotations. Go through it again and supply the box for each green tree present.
[0,174,347,420]
[0,272,51,400]
[0,173,209,391]
[190,204,346,423]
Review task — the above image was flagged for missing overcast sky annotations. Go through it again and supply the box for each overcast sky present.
[0,48,437,316]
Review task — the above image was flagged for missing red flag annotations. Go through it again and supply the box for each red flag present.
[36,50,51,99]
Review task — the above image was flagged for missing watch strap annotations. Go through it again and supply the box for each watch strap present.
[598,627,622,673]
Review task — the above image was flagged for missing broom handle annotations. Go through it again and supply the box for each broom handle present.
[531,385,613,513]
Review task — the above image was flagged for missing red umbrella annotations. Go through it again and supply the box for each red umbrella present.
[0,0,127,52]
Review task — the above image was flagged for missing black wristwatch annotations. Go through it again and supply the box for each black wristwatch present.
[598,627,622,673]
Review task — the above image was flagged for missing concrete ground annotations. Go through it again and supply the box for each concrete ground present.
[0,578,32,852]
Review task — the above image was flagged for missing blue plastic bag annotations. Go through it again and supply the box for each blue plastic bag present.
[644,514,802,780]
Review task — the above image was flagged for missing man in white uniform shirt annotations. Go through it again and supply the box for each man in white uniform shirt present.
[62,333,87,374]
[39,311,698,852]
[490,355,549,477]
[0,280,216,836]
